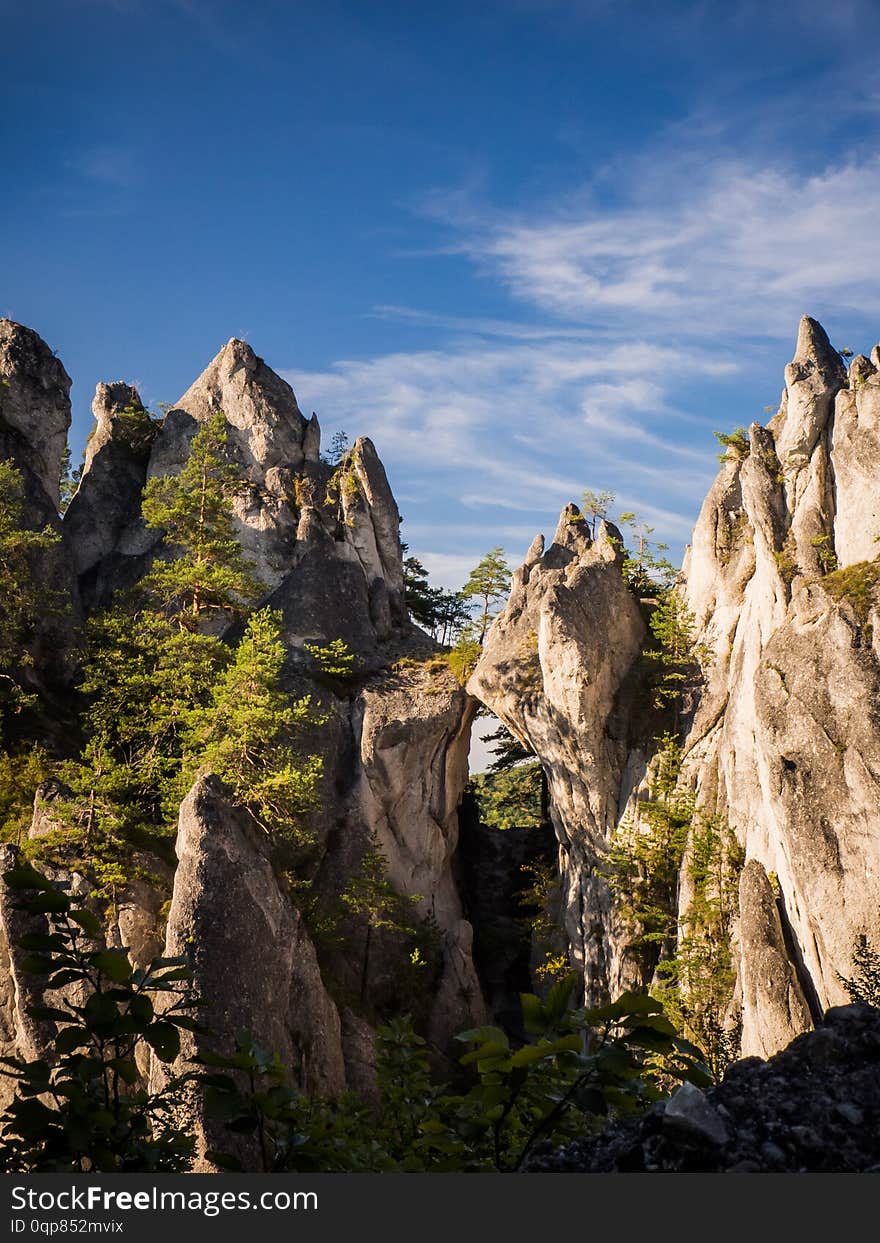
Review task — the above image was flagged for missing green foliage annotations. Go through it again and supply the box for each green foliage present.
[338,834,423,1006]
[0,746,51,845]
[324,429,350,467]
[614,512,677,596]
[188,608,323,849]
[304,637,356,680]
[58,443,84,511]
[838,935,880,1006]
[821,557,880,628]
[642,591,711,712]
[470,762,544,831]
[773,538,799,587]
[713,427,750,463]
[0,865,199,1172]
[810,533,839,575]
[461,547,512,643]
[204,982,708,1174]
[444,635,482,684]
[140,411,262,625]
[580,488,615,538]
[0,460,62,737]
[604,737,691,956]
[653,816,743,1079]
[484,721,534,772]
[400,547,472,644]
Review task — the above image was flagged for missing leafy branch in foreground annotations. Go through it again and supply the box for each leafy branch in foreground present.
[0,862,200,1172]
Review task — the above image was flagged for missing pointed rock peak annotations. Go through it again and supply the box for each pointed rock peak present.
[524,533,545,568]
[552,503,592,551]
[848,354,876,386]
[792,315,846,377]
[0,319,71,507]
[169,339,308,475]
[93,381,143,421]
[871,345,880,370]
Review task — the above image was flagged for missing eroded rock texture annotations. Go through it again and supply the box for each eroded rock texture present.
[472,315,880,1059]
[681,316,880,1053]
[469,508,645,1000]
[0,324,484,1103]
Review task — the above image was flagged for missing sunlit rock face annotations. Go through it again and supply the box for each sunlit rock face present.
[473,317,880,1059]
[469,508,645,1002]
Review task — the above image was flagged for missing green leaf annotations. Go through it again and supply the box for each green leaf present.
[109,1058,139,1085]
[25,1005,72,1023]
[24,889,71,914]
[519,992,546,1036]
[55,1025,90,1054]
[69,908,104,937]
[455,1026,509,1048]
[206,1150,243,1171]
[3,863,55,891]
[90,950,133,983]
[19,954,55,975]
[144,1021,181,1062]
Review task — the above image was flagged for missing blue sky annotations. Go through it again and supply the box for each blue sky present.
[3,0,880,588]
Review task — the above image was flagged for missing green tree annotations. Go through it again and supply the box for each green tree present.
[187,608,323,850]
[140,410,262,625]
[461,547,512,643]
[51,414,266,873]
[58,444,84,512]
[643,591,711,714]
[580,488,615,538]
[340,834,421,1005]
[616,512,677,596]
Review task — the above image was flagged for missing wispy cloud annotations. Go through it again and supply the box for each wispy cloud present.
[435,156,880,339]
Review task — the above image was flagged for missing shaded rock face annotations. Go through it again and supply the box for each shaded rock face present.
[0,319,70,511]
[0,319,80,692]
[737,860,814,1058]
[528,1003,880,1173]
[64,383,156,596]
[155,777,346,1103]
[469,509,645,1001]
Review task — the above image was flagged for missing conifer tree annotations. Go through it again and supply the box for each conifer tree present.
[461,547,512,643]
[140,410,262,625]
[186,607,323,848]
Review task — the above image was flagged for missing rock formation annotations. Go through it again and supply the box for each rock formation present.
[468,508,644,1001]
[0,322,485,1108]
[2,310,879,1133]
[471,315,880,1059]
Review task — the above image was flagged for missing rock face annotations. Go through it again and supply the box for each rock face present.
[0,319,70,511]
[0,319,80,693]
[469,508,644,1001]
[737,860,814,1059]
[0,324,485,1112]
[680,316,880,1053]
[64,382,156,595]
[155,776,347,1122]
[470,316,880,1061]
[528,1003,880,1173]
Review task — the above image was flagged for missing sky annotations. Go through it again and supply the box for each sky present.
[3,0,880,592]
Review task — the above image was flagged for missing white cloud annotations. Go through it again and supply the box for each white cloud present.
[445,155,880,338]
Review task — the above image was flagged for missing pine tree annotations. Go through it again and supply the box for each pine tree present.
[140,411,262,625]
[461,547,512,643]
[580,488,615,538]
[186,607,323,849]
